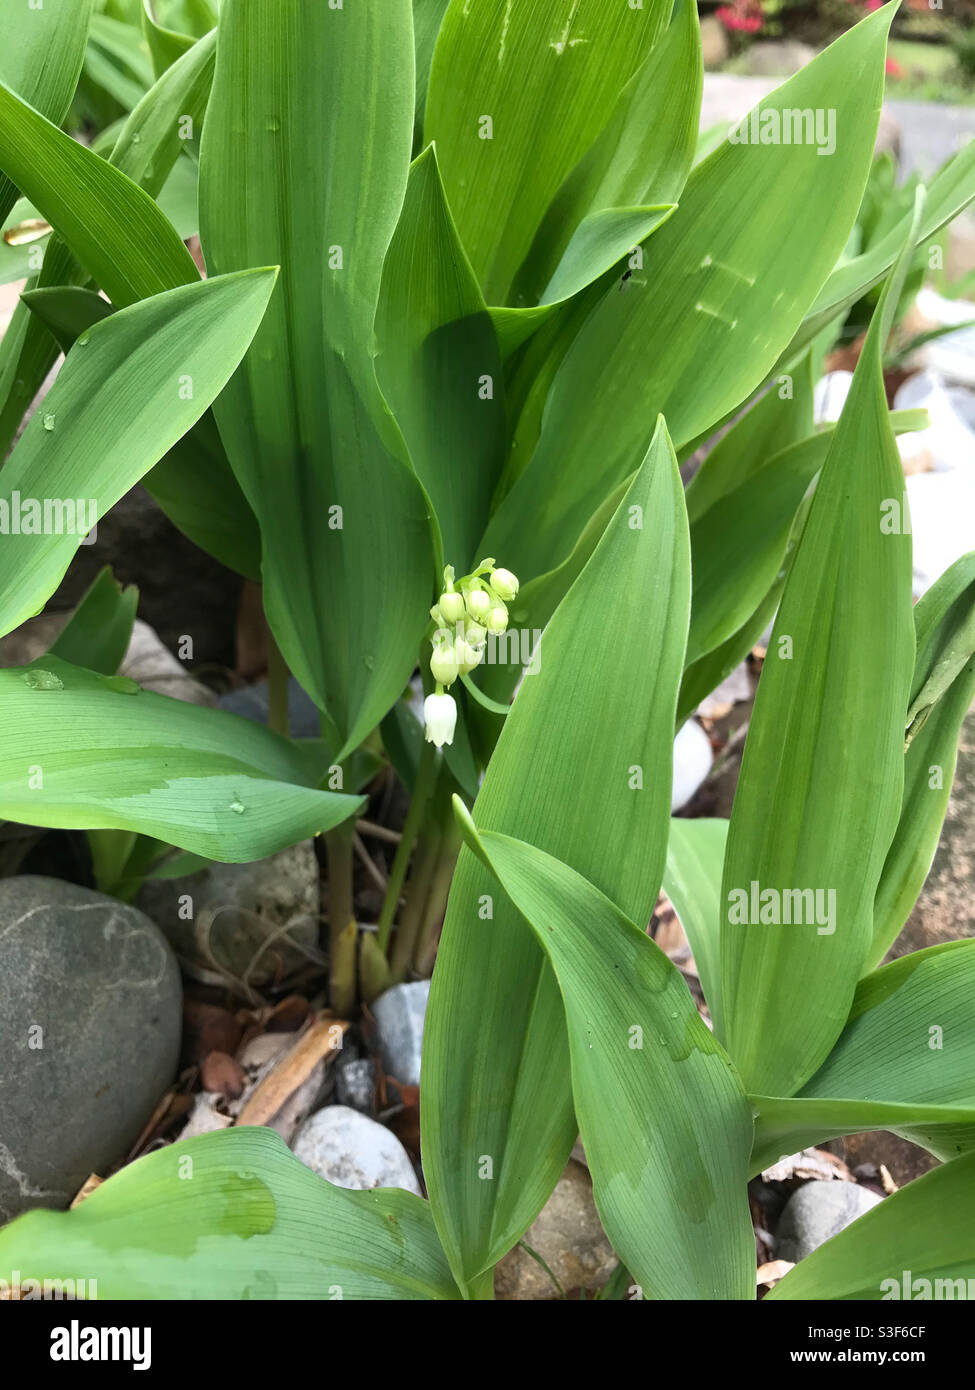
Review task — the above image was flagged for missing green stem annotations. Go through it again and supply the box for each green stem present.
[413,822,460,977]
[266,629,290,737]
[389,827,441,984]
[375,736,438,955]
[325,826,356,1016]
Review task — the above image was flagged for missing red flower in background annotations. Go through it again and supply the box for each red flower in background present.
[716,1,763,35]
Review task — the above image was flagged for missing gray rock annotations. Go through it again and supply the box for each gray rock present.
[0,876,181,1222]
[495,1160,617,1299]
[137,841,320,990]
[739,41,815,79]
[218,677,321,740]
[775,1181,884,1263]
[372,980,430,1086]
[291,1105,420,1195]
[335,1058,376,1114]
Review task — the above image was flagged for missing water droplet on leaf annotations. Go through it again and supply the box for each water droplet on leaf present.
[42,413,55,431]
[22,669,63,691]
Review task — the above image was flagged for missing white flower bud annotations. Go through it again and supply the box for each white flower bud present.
[466,587,491,621]
[455,637,483,675]
[461,620,487,647]
[423,692,457,747]
[439,590,466,624]
[430,642,459,686]
[486,605,508,634]
[490,567,519,601]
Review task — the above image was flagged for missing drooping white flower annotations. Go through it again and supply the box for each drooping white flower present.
[424,692,457,747]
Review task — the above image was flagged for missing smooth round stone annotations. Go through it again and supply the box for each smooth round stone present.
[292,1106,421,1196]
[0,876,181,1223]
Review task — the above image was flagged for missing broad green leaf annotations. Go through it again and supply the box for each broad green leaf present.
[200,0,435,757]
[142,0,197,77]
[905,551,975,744]
[662,817,728,1035]
[423,419,690,1293]
[18,283,262,582]
[684,357,814,524]
[869,554,975,969]
[413,0,451,138]
[425,0,672,306]
[482,7,896,585]
[0,74,197,305]
[0,0,94,223]
[0,31,214,450]
[718,197,918,1097]
[685,433,823,667]
[0,657,363,862]
[455,812,754,1301]
[49,566,138,676]
[791,139,975,362]
[376,145,505,569]
[511,0,702,307]
[0,1128,457,1300]
[0,269,275,637]
[751,942,975,1170]
[768,1152,975,1301]
[750,1094,975,1177]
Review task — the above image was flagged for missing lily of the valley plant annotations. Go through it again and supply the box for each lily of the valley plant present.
[0,0,974,1299]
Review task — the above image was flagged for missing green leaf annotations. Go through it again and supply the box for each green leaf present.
[142,0,198,78]
[717,196,918,1097]
[199,0,435,757]
[413,0,451,137]
[0,657,363,862]
[423,418,690,1292]
[0,0,94,223]
[662,818,728,1036]
[18,284,263,583]
[49,567,138,676]
[376,145,505,569]
[0,1128,457,1300]
[0,269,275,639]
[0,73,197,304]
[482,7,897,585]
[425,0,672,306]
[767,1152,975,1301]
[511,0,702,308]
[869,554,975,969]
[454,810,754,1300]
[684,357,815,524]
[792,139,975,362]
[751,941,975,1170]
[685,431,823,667]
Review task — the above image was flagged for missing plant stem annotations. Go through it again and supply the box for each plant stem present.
[413,822,460,977]
[389,827,441,984]
[325,826,356,1016]
[375,737,437,956]
[266,628,290,737]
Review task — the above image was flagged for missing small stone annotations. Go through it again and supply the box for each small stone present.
[700,15,729,69]
[372,980,430,1086]
[137,841,320,989]
[672,719,713,812]
[291,1105,421,1195]
[739,41,816,78]
[335,1058,376,1114]
[218,677,322,739]
[495,1161,617,1299]
[775,1180,884,1263]
[0,876,181,1222]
